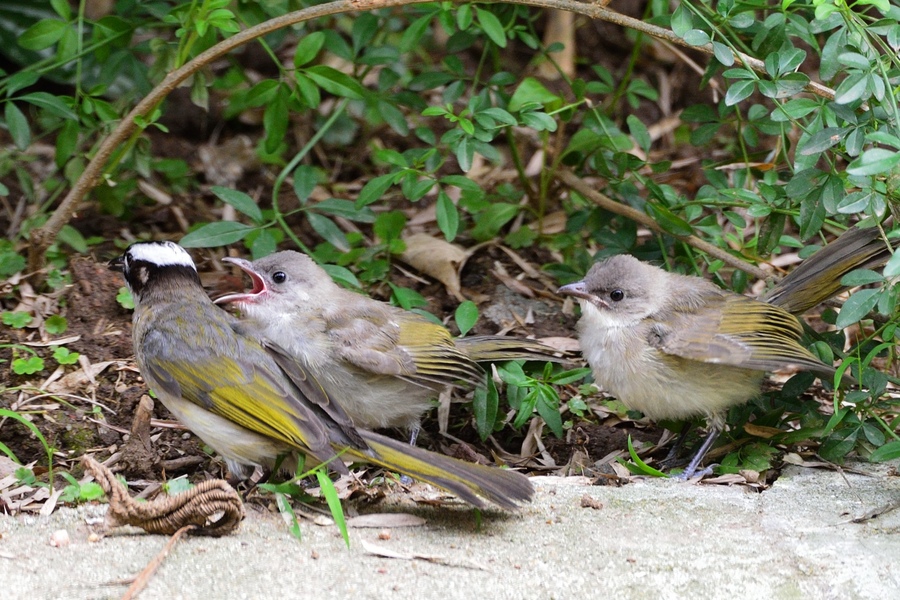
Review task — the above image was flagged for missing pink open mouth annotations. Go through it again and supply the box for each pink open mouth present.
[215,257,267,305]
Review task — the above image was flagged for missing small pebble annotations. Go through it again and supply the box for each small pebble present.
[49,530,70,548]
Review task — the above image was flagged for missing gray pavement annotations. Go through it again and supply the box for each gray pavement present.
[2,462,899,600]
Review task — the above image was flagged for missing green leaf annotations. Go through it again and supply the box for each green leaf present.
[373,210,407,243]
[294,31,325,67]
[724,80,755,106]
[626,114,651,154]
[3,312,32,328]
[263,86,289,155]
[473,378,499,441]
[356,173,397,208]
[798,127,849,155]
[846,148,900,176]
[304,66,366,100]
[44,315,67,334]
[5,102,30,150]
[840,269,884,286]
[835,288,881,329]
[315,469,349,548]
[883,251,900,277]
[18,19,67,50]
[307,213,349,251]
[474,6,507,47]
[536,386,563,437]
[670,5,693,37]
[683,29,711,46]
[212,187,263,223]
[508,77,560,112]
[180,222,254,247]
[293,165,318,203]
[50,0,71,20]
[645,203,693,236]
[116,287,134,310]
[314,199,374,222]
[870,440,900,462]
[399,15,431,54]
[13,356,44,375]
[58,224,88,253]
[436,190,459,241]
[53,346,79,365]
[455,301,479,336]
[19,92,78,120]
[833,73,869,105]
[712,41,734,66]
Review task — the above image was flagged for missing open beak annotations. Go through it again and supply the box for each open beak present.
[215,257,268,304]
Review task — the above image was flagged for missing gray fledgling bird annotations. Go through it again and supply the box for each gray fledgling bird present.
[216,250,561,442]
[558,254,838,478]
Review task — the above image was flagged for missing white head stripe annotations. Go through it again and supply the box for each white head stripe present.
[127,241,197,270]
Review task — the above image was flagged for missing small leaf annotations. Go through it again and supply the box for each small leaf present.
[508,77,560,112]
[474,6,507,48]
[870,440,900,462]
[724,80,756,106]
[712,41,734,66]
[835,288,881,329]
[44,315,68,334]
[293,165,319,203]
[307,213,349,251]
[435,190,459,241]
[18,19,67,50]
[473,378,499,441]
[304,66,366,100]
[883,251,900,277]
[356,173,397,208]
[3,312,32,328]
[294,31,325,67]
[212,187,263,223]
[180,222,254,247]
[455,301,479,336]
[839,269,884,286]
[846,148,900,176]
[682,29,711,46]
[5,102,31,150]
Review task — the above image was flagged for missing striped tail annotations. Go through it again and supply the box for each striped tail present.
[345,430,533,510]
[458,336,565,363]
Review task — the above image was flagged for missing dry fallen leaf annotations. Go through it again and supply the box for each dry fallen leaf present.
[401,233,467,302]
[347,513,426,528]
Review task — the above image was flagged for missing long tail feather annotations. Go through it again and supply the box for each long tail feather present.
[459,336,565,363]
[346,430,533,510]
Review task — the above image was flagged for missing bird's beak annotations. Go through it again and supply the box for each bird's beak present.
[108,255,125,272]
[557,280,608,310]
[557,280,590,301]
[216,257,268,305]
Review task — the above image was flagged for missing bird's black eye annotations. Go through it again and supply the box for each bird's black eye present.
[272,271,287,284]
[609,289,625,302]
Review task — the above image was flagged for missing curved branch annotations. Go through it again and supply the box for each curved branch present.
[27,0,837,273]
[557,170,770,280]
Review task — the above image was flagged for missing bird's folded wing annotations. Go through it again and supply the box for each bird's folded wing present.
[330,311,484,388]
[143,343,336,457]
[649,293,834,376]
[263,339,369,450]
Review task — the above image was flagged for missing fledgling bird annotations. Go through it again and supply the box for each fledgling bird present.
[110,241,533,509]
[216,250,560,442]
[557,254,838,479]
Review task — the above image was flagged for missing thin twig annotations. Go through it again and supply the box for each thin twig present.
[557,169,770,280]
